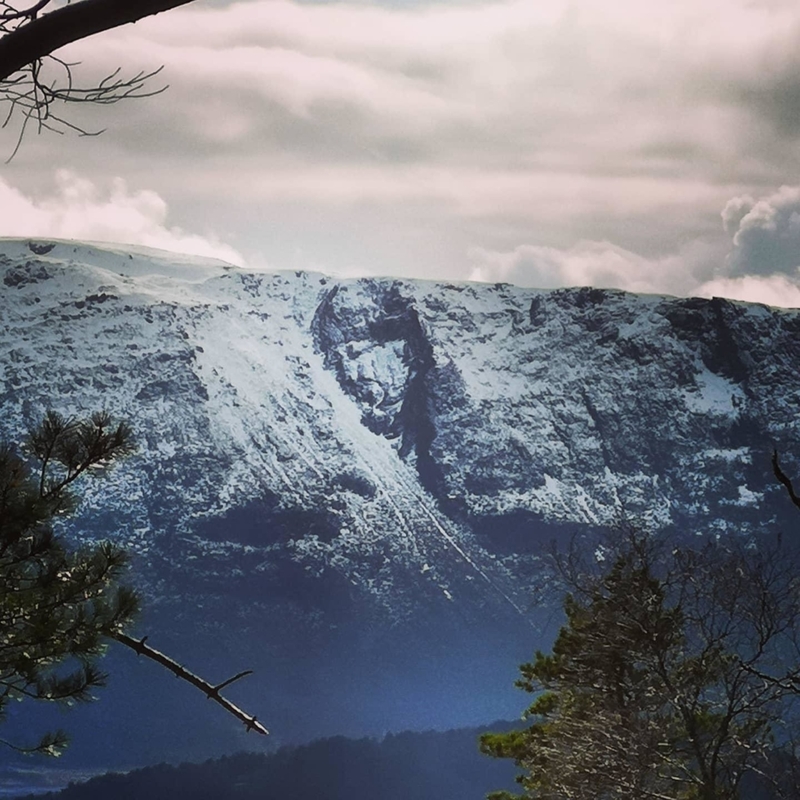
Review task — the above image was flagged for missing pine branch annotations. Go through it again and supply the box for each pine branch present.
[113,633,268,736]
[0,728,68,756]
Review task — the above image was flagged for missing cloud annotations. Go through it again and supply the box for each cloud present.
[721,195,755,234]
[8,0,800,293]
[31,0,791,266]
[50,0,800,180]
[466,239,713,297]
[689,184,800,307]
[695,273,800,307]
[466,186,800,308]
[723,186,800,277]
[0,171,243,265]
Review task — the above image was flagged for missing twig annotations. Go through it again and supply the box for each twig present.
[113,632,268,736]
[0,0,51,22]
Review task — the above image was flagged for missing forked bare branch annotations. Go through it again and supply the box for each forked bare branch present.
[114,633,269,736]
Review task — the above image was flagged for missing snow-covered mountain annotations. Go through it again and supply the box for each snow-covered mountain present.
[2,237,799,769]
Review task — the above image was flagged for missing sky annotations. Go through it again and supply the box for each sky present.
[4,0,800,306]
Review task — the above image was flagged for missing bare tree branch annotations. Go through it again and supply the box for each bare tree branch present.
[114,633,269,736]
[0,0,52,22]
[0,0,195,82]
[1,57,166,161]
[0,0,191,154]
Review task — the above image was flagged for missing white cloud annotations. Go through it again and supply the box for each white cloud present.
[695,274,800,308]
[721,195,755,234]
[466,185,800,308]
[466,240,709,297]
[0,171,243,265]
[5,168,800,308]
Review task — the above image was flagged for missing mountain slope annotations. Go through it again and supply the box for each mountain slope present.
[1,237,798,769]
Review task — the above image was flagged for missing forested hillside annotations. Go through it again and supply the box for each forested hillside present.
[17,725,517,800]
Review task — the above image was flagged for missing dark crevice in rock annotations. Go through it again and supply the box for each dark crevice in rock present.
[582,390,614,470]
[703,298,751,385]
[661,296,751,386]
[393,306,440,492]
[529,294,547,326]
[310,285,343,364]
[311,281,447,498]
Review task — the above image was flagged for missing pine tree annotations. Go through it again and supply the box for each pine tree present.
[0,410,138,755]
[482,529,800,799]
[0,410,269,755]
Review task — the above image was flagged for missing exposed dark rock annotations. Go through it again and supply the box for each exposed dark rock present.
[27,240,56,255]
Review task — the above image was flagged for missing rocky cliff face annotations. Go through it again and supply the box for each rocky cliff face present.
[2,237,798,768]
